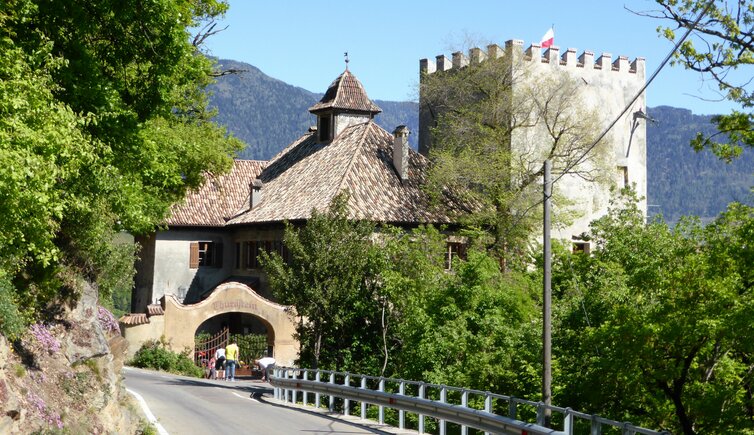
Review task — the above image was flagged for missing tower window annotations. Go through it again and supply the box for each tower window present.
[617,166,628,188]
[318,115,332,142]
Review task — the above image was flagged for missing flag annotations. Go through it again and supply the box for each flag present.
[540,27,554,48]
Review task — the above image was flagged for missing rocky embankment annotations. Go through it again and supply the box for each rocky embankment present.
[0,282,140,433]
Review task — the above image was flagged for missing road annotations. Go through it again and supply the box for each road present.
[123,367,380,434]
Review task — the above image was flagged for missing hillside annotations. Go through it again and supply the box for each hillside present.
[646,106,754,222]
[208,59,754,222]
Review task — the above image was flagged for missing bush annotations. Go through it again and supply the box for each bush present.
[128,338,203,378]
[0,275,26,339]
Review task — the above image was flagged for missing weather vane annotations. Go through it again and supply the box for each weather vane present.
[344,51,349,68]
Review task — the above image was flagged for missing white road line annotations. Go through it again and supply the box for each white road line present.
[232,391,259,403]
[126,388,170,435]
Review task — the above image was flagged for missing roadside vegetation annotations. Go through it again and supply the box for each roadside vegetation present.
[129,338,204,378]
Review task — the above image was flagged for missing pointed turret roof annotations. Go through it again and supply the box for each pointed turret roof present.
[308,69,382,115]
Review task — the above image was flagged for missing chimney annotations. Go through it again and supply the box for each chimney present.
[393,125,410,181]
[250,178,263,209]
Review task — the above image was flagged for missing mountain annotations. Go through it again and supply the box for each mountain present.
[646,106,754,223]
[208,59,418,160]
[207,59,753,222]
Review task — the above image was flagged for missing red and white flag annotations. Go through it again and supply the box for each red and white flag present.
[540,27,554,48]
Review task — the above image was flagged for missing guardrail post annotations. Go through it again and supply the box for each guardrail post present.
[398,381,405,429]
[536,402,546,427]
[302,371,309,407]
[484,393,492,435]
[418,383,425,434]
[460,390,468,435]
[508,396,517,419]
[590,414,601,435]
[378,378,385,425]
[292,369,298,404]
[344,373,350,416]
[360,377,367,420]
[273,368,279,400]
[563,408,574,435]
[329,372,335,412]
[285,369,291,403]
[439,385,447,435]
[315,371,321,409]
[622,422,633,435]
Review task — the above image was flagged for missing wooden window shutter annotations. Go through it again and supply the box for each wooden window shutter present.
[215,243,223,268]
[189,242,199,269]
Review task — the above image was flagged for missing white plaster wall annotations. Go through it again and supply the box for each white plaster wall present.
[512,49,647,242]
[334,112,371,137]
[152,230,235,304]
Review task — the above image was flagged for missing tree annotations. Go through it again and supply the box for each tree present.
[0,0,241,330]
[260,193,387,372]
[647,0,754,162]
[421,48,611,266]
[553,193,754,434]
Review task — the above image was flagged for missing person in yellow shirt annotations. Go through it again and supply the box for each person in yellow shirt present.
[225,341,240,382]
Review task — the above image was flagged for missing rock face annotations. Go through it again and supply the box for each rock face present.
[0,281,140,434]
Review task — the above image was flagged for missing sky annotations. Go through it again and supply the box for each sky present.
[200,0,739,115]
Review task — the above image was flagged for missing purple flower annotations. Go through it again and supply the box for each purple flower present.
[97,306,120,334]
[29,323,60,354]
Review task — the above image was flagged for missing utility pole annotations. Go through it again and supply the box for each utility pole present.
[542,159,552,427]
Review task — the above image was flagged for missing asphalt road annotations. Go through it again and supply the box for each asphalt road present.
[123,367,380,434]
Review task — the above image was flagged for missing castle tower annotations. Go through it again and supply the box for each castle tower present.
[418,40,647,249]
[308,68,382,142]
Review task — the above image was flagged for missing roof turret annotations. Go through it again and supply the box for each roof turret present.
[308,69,382,115]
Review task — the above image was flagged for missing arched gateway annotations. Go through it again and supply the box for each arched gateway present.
[120,282,298,366]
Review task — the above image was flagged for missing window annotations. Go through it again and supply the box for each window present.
[445,242,467,270]
[235,242,241,269]
[189,241,223,268]
[617,166,628,188]
[573,242,590,255]
[243,240,289,269]
[318,115,331,142]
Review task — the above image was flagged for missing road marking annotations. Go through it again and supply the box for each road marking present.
[127,388,170,435]
[232,391,260,403]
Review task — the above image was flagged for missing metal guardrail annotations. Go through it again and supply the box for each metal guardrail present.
[270,367,670,435]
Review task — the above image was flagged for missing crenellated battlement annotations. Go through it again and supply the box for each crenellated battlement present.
[420,39,644,76]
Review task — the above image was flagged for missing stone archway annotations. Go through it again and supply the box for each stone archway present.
[162,282,298,366]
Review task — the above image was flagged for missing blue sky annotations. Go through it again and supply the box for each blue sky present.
[201,0,736,115]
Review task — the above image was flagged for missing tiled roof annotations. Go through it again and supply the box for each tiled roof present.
[308,69,382,114]
[147,304,164,316]
[119,313,149,326]
[166,160,266,226]
[227,121,457,225]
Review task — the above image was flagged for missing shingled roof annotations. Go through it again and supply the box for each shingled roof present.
[308,69,382,115]
[226,121,454,225]
[166,160,265,226]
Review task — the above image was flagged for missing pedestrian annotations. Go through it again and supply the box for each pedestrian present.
[225,340,239,382]
[208,355,217,379]
[255,356,276,382]
[214,347,226,380]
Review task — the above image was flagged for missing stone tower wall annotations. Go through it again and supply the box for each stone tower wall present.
[418,39,647,243]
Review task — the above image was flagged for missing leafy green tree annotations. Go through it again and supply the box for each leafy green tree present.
[0,0,241,330]
[553,193,754,434]
[421,48,610,266]
[648,0,754,161]
[260,193,386,372]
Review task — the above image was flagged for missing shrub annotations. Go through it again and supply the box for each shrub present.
[0,275,25,339]
[129,339,203,378]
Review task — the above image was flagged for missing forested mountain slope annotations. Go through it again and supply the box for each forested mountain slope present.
[207,60,753,222]
[646,106,754,222]
[208,59,418,160]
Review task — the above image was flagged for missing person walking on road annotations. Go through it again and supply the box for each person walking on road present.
[255,356,276,382]
[214,347,226,380]
[225,341,239,382]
